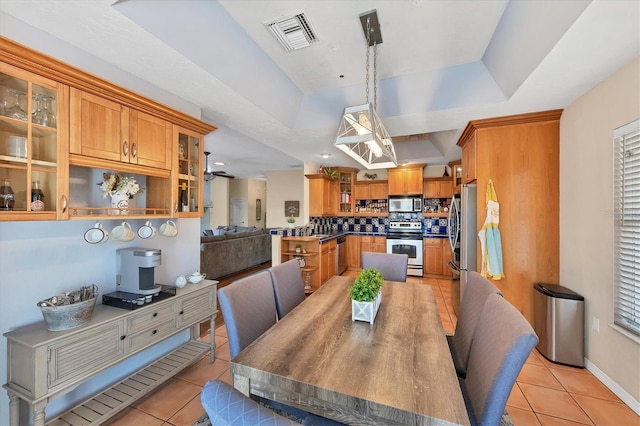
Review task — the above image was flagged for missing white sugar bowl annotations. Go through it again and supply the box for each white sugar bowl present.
[175,275,187,288]
[188,271,206,284]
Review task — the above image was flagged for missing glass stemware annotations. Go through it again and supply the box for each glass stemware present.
[5,89,28,121]
[34,94,56,127]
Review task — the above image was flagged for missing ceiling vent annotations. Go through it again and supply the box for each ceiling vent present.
[266,12,318,52]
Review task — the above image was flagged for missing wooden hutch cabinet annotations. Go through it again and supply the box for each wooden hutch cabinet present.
[0,36,215,222]
[457,110,562,323]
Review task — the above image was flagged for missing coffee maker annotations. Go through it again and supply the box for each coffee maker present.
[116,248,162,295]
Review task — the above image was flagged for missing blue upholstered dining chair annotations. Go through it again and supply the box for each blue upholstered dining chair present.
[201,380,345,426]
[459,293,538,426]
[447,271,503,378]
[268,259,306,319]
[217,270,277,358]
[361,251,409,282]
[201,380,297,425]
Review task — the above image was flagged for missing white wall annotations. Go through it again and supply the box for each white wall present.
[203,177,230,230]
[560,56,640,409]
[0,218,202,424]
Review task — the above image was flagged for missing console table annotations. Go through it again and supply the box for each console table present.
[3,280,217,426]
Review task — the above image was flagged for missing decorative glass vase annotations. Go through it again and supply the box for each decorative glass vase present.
[109,192,130,215]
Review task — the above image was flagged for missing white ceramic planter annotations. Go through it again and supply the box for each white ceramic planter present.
[351,291,382,324]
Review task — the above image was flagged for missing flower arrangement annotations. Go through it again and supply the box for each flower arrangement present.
[98,172,144,199]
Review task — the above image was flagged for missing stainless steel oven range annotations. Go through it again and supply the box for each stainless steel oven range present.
[386,221,423,277]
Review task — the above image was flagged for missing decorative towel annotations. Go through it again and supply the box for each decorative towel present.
[478,180,504,279]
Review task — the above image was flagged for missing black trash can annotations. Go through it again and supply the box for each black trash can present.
[533,283,585,368]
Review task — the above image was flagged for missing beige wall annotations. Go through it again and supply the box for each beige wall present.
[266,169,306,228]
[206,177,229,228]
[560,56,640,406]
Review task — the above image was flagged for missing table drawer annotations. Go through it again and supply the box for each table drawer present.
[126,319,177,353]
[126,302,176,334]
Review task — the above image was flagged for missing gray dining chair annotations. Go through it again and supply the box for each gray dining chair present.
[361,251,408,282]
[217,270,277,358]
[269,259,307,319]
[459,293,538,425]
[447,271,503,379]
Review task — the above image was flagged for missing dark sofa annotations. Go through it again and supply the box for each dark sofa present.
[200,227,272,280]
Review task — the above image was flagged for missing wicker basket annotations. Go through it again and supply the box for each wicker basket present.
[38,285,98,331]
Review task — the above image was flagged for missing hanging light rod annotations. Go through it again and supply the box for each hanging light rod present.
[359,10,383,46]
[334,9,396,170]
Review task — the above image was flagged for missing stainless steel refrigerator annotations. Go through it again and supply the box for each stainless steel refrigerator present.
[448,184,477,305]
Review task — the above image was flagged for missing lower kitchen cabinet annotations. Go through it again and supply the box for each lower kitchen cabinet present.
[320,239,337,285]
[3,281,217,426]
[346,235,361,269]
[423,238,452,277]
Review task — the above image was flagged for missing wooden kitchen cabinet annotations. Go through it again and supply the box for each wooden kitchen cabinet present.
[424,178,453,199]
[354,180,388,215]
[4,281,217,426]
[423,238,452,277]
[456,109,562,323]
[320,239,337,285]
[460,133,476,184]
[70,89,172,171]
[0,62,69,221]
[449,160,463,194]
[388,164,424,195]
[360,235,386,254]
[337,168,356,216]
[346,235,361,269]
[281,237,320,293]
[423,238,444,275]
[306,174,337,217]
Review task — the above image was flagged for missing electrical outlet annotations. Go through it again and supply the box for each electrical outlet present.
[592,317,600,332]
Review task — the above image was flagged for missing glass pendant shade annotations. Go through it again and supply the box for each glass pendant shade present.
[334,103,397,169]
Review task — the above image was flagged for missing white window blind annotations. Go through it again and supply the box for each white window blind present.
[614,119,640,336]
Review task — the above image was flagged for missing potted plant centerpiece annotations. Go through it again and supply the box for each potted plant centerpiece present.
[349,267,384,324]
[286,215,296,228]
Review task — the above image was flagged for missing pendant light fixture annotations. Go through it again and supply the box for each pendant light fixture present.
[334,10,397,169]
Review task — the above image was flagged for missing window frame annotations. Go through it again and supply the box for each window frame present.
[613,119,640,337]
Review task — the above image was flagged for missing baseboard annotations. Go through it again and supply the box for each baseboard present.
[585,357,640,415]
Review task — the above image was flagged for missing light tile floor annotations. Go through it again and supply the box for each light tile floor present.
[107,275,640,426]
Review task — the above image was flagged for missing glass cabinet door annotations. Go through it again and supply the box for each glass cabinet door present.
[175,126,203,217]
[0,62,67,220]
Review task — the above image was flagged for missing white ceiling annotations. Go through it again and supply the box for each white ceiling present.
[0,0,638,179]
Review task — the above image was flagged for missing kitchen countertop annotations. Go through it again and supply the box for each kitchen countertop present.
[311,231,447,242]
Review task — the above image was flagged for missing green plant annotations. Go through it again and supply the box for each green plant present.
[286,216,295,223]
[323,167,338,180]
[349,268,383,302]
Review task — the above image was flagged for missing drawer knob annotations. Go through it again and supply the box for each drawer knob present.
[179,310,184,315]
[120,335,126,340]
[153,312,158,317]
[152,330,157,335]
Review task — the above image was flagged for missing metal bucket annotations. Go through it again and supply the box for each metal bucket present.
[38,285,98,331]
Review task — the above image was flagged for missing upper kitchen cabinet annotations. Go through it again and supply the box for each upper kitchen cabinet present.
[388,164,424,195]
[0,62,69,221]
[354,180,388,215]
[449,160,462,194]
[337,167,357,216]
[423,178,453,199]
[456,109,562,324]
[70,89,172,171]
[306,173,337,217]
[174,126,203,217]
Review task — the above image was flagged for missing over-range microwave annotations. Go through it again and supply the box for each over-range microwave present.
[388,196,422,213]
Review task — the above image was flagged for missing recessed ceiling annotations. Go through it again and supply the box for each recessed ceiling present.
[0,0,638,179]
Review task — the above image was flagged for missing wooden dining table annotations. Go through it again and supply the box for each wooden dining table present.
[229,275,470,425]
